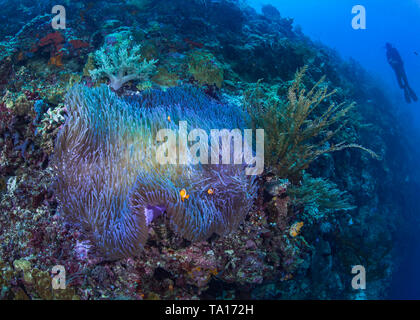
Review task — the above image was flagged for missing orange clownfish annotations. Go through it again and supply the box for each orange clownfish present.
[207,188,215,195]
[180,189,189,202]
[167,116,171,122]
[289,221,304,237]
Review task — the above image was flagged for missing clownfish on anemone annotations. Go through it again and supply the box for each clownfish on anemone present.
[180,189,189,202]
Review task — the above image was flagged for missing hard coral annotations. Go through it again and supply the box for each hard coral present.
[48,54,64,68]
[188,50,224,88]
[53,85,257,260]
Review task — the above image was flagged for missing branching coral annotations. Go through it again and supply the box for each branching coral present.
[246,66,379,182]
[53,85,257,260]
[288,174,355,223]
[89,39,157,91]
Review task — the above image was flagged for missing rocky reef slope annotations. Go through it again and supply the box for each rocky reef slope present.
[0,0,411,299]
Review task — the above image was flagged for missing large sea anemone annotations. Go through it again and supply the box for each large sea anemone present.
[53,85,258,260]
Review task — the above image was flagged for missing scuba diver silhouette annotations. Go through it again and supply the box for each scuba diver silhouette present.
[386,43,418,103]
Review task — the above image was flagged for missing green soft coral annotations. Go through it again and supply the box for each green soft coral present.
[288,174,356,223]
[90,39,158,91]
[245,66,379,182]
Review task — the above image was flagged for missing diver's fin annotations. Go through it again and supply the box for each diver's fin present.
[408,87,418,102]
[404,87,412,103]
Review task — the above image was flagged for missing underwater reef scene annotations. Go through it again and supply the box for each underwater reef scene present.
[0,0,417,300]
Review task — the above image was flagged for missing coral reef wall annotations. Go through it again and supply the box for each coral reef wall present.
[0,0,413,300]
[54,85,257,260]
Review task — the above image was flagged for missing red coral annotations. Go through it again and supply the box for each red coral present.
[24,90,39,101]
[69,40,89,49]
[38,32,65,56]
[184,38,204,49]
[39,32,64,47]
[69,39,90,57]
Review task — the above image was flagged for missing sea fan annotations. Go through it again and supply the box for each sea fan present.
[53,85,257,260]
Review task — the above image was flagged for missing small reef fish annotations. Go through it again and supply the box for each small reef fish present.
[207,188,215,195]
[167,115,171,122]
[289,221,304,237]
[281,273,294,281]
[180,189,189,202]
[184,37,204,49]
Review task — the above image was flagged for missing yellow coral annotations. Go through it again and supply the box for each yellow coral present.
[152,67,179,88]
[13,94,33,117]
[289,221,304,237]
[83,53,96,77]
[13,259,32,283]
[246,66,379,182]
[188,50,223,88]
[48,54,64,68]
[0,177,6,192]
[30,268,79,300]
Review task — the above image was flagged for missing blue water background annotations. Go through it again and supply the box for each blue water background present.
[247,0,420,299]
